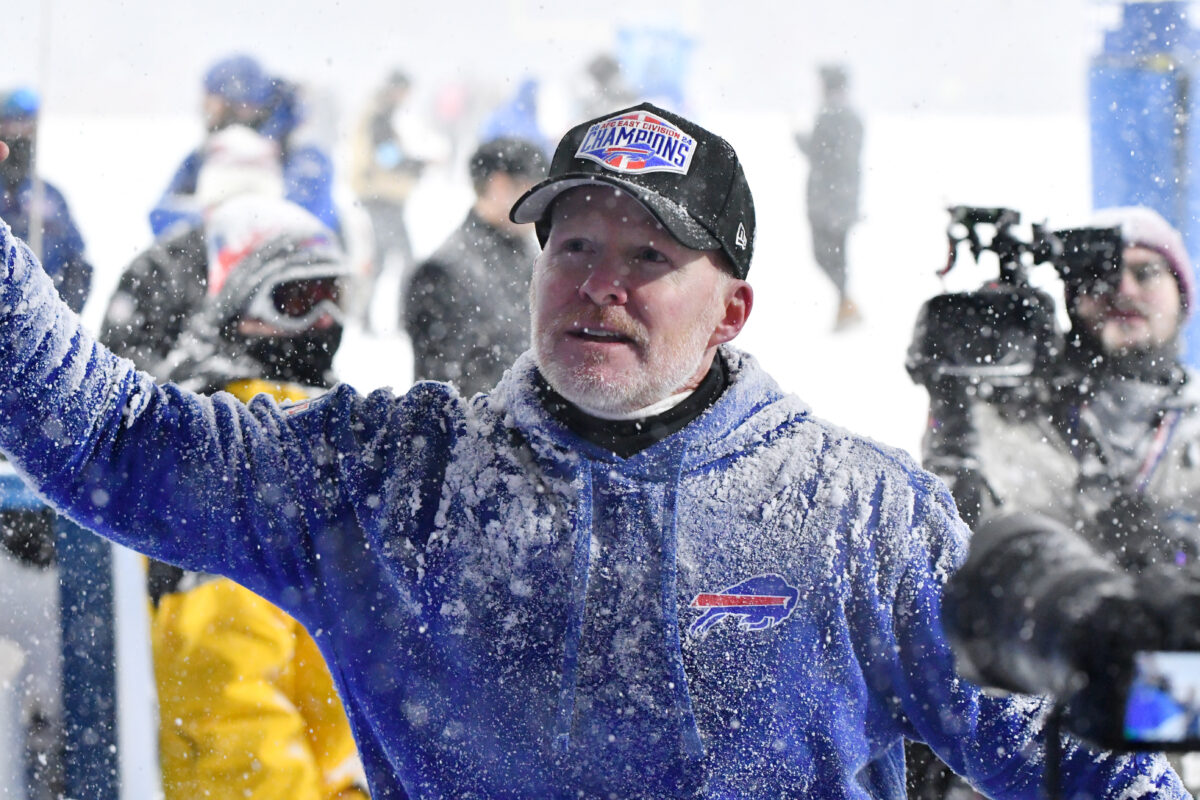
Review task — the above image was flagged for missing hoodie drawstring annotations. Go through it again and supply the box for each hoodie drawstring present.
[660,442,705,760]
[554,465,594,754]
[553,445,705,760]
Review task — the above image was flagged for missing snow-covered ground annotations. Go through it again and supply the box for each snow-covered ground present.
[23,107,1091,796]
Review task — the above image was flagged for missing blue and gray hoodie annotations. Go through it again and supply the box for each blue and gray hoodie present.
[0,221,1184,798]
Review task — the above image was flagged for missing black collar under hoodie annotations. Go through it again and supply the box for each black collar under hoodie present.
[534,355,728,458]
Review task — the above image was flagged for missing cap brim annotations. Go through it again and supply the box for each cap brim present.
[510,174,720,251]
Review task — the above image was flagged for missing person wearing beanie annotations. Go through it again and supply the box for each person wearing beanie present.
[1066,206,1194,376]
[0,87,93,800]
[0,105,1184,798]
[908,206,1200,797]
[149,54,340,238]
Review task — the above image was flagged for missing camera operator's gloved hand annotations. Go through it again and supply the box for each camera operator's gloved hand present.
[1092,492,1200,576]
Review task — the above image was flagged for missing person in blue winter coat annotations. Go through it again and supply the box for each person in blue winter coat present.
[149,54,340,237]
[0,87,91,313]
[0,104,1187,799]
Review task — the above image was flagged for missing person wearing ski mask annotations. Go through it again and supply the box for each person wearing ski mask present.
[129,194,368,800]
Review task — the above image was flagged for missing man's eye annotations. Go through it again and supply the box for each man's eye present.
[1132,264,1166,284]
[563,239,589,253]
[639,248,668,263]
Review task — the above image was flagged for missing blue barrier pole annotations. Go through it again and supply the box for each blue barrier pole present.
[58,519,119,800]
[0,463,120,799]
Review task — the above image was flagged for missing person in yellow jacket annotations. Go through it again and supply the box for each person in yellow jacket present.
[101,193,368,799]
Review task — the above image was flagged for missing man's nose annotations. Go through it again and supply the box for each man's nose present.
[1117,266,1141,296]
[578,259,629,306]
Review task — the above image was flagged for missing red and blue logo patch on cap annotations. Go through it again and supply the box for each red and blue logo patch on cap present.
[688,573,799,638]
[574,109,697,176]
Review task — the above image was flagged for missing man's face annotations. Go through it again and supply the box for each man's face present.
[531,186,751,414]
[486,172,538,234]
[1073,245,1183,354]
[203,93,232,132]
[0,118,35,186]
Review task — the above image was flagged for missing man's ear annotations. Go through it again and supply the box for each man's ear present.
[708,281,753,348]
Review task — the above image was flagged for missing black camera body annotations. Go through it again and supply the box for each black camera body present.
[945,511,1200,752]
[906,206,1124,399]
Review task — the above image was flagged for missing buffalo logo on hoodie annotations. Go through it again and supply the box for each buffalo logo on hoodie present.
[688,573,799,638]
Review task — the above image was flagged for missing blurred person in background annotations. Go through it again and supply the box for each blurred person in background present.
[573,52,638,121]
[150,54,341,238]
[103,150,368,800]
[0,85,93,800]
[479,77,551,157]
[402,136,546,397]
[103,125,284,368]
[907,206,1200,797]
[0,88,92,314]
[350,69,426,329]
[795,63,863,331]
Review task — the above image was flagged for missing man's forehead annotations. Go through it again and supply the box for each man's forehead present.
[547,185,667,232]
[1124,244,1169,264]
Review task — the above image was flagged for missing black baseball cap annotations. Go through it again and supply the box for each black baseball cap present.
[509,102,756,279]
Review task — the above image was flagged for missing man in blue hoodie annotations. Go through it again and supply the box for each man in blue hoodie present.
[0,105,1185,799]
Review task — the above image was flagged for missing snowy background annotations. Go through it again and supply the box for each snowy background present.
[0,0,1128,795]
[3,0,1120,458]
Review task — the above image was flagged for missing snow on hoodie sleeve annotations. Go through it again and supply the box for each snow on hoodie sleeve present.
[884,467,1186,798]
[0,219,363,617]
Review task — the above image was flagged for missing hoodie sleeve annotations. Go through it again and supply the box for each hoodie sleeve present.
[0,218,351,613]
[884,472,1187,798]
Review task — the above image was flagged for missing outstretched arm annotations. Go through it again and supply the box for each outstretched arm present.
[0,215,338,618]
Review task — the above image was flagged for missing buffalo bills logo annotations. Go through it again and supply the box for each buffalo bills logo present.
[281,398,314,415]
[688,573,799,638]
[575,110,697,176]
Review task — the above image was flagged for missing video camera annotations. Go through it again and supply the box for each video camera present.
[944,508,1200,753]
[906,205,1125,398]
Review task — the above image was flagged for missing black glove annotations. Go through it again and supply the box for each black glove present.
[1091,491,1200,577]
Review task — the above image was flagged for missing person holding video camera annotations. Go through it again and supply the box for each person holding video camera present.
[922,206,1198,542]
[909,206,1200,797]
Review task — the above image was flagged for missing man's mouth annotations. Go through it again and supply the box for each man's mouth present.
[1105,307,1145,322]
[570,326,634,344]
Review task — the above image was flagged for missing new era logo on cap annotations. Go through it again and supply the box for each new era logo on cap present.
[575,110,697,176]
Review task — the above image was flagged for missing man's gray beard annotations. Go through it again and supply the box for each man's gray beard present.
[534,334,710,417]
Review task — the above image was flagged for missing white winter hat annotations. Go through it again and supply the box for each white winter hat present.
[1088,206,1195,318]
[195,124,285,209]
